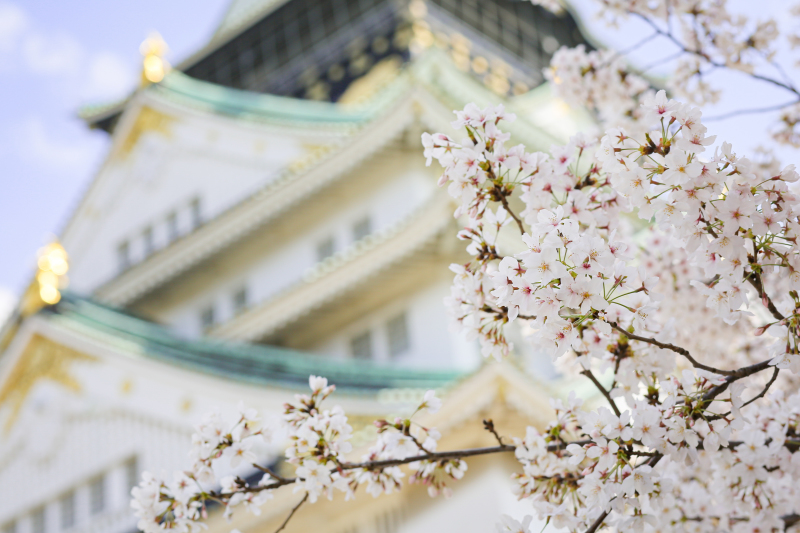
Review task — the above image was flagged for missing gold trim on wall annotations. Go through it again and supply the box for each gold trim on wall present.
[0,334,98,431]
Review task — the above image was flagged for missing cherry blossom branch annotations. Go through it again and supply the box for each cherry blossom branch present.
[746,271,786,322]
[581,368,621,416]
[584,510,609,533]
[704,100,800,122]
[632,13,800,97]
[483,419,506,446]
[608,321,734,376]
[702,358,776,402]
[274,493,308,533]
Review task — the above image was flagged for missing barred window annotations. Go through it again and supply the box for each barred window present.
[142,226,155,257]
[60,491,75,530]
[117,241,130,272]
[352,216,371,242]
[233,287,248,314]
[166,212,179,242]
[386,313,410,357]
[31,508,45,533]
[190,198,203,229]
[89,475,105,515]
[350,331,372,359]
[316,236,336,262]
[200,306,215,331]
[126,457,139,492]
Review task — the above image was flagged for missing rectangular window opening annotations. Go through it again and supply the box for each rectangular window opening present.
[190,198,203,230]
[167,212,179,243]
[31,508,45,533]
[126,456,139,492]
[350,330,373,360]
[316,236,336,262]
[142,226,155,257]
[89,475,105,515]
[117,241,130,272]
[387,312,410,357]
[232,287,248,314]
[200,306,215,331]
[352,216,371,242]
[60,491,75,530]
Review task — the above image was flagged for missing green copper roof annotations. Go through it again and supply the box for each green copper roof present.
[43,293,463,393]
[152,70,379,126]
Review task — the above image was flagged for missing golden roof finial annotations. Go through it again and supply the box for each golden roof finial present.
[20,240,69,316]
[140,31,170,85]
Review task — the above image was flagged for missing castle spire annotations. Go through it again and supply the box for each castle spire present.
[140,31,170,85]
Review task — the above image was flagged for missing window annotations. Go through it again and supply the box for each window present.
[117,241,130,272]
[316,236,336,262]
[89,475,105,515]
[60,491,75,530]
[31,508,45,533]
[126,457,139,492]
[167,212,179,242]
[386,312,410,357]
[200,306,215,331]
[232,287,248,314]
[352,216,371,242]
[142,226,155,257]
[350,331,372,360]
[190,198,203,229]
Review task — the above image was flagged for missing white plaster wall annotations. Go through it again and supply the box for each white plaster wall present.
[309,279,480,371]
[160,156,435,338]
[64,113,304,295]
[396,463,551,533]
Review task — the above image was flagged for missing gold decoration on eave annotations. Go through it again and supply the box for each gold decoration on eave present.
[287,144,334,173]
[0,334,98,432]
[117,105,174,158]
[140,31,170,85]
[20,241,69,317]
[338,56,403,106]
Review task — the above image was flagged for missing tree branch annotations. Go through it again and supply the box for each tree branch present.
[746,271,786,322]
[584,510,609,533]
[581,369,621,417]
[273,492,308,533]
[608,321,734,376]
[498,192,526,234]
[704,100,799,122]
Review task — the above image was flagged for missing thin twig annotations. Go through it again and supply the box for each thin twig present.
[581,369,621,417]
[498,192,526,234]
[254,464,290,483]
[483,419,506,446]
[632,12,800,97]
[705,100,799,122]
[702,358,774,402]
[273,492,308,533]
[739,367,780,409]
[584,510,609,533]
[746,272,786,322]
[608,321,734,376]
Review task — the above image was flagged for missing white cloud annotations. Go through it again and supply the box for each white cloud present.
[16,117,97,170]
[22,31,83,75]
[0,1,27,52]
[83,51,136,101]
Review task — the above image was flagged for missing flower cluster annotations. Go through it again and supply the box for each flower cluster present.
[130,379,446,532]
[425,94,800,530]
[131,403,270,533]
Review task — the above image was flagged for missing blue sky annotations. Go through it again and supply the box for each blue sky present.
[0,0,798,321]
[0,0,230,316]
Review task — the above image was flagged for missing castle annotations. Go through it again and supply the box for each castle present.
[0,1,590,531]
